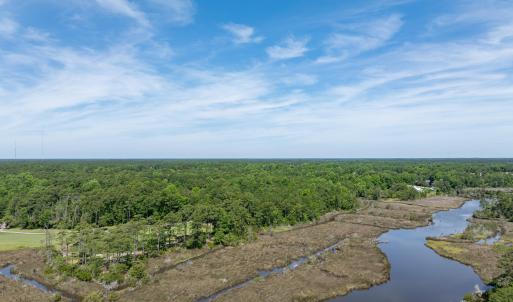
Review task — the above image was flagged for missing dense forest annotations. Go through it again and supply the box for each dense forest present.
[2,159,513,233]
[2,159,513,293]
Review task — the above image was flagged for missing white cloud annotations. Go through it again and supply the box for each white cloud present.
[0,27,277,156]
[94,0,195,27]
[430,1,513,29]
[281,74,318,86]
[266,37,309,60]
[149,0,195,25]
[222,23,263,44]
[485,22,513,45]
[95,0,149,27]
[23,27,51,42]
[317,14,403,63]
[2,1,513,158]
[0,17,18,36]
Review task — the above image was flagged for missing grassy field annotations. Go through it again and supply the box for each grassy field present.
[0,229,54,251]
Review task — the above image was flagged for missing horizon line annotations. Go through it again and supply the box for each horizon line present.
[1,157,512,161]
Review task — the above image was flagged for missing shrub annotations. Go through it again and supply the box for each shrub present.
[87,258,104,278]
[107,292,120,302]
[100,263,129,284]
[83,291,103,302]
[100,271,123,284]
[74,267,93,282]
[128,262,147,281]
[185,232,207,249]
[489,286,513,302]
[110,263,128,275]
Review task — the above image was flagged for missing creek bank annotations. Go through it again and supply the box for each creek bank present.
[1,196,467,302]
[0,274,52,302]
[196,242,344,302]
[0,248,97,301]
[329,199,488,302]
[0,264,54,293]
[119,196,466,302]
[0,263,81,302]
[426,218,513,283]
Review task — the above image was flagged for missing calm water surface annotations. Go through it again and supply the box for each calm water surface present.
[1,200,488,302]
[331,200,487,302]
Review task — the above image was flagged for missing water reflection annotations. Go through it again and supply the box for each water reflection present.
[331,200,488,302]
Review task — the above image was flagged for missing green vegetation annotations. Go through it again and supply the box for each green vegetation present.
[485,249,513,302]
[488,286,513,302]
[1,159,513,289]
[84,291,104,302]
[477,193,513,222]
[460,221,499,241]
[467,192,513,302]
[0,229,57,251]
[2,160,512,231]
[426,240,465,255]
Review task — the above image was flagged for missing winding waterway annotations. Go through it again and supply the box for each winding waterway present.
[0,264,79,301]
[331,199,488,302]
[0,200,489,302]
[0,264,54,293]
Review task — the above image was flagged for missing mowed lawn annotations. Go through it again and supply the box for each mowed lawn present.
[0,229,55,251]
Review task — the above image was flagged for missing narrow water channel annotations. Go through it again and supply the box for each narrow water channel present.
[330,199,487,302]
[0,264,78,301]
[0,264,54,293]
[197,242,341,302]
[1,200,487,302]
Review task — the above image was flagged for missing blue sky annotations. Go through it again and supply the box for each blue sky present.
[1,0,513,158]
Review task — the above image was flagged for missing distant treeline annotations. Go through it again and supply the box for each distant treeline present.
[1,160,513,244]
[3,160,513,289]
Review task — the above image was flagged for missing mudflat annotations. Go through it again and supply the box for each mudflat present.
[120,196,466,302]
[0,196,466,302]
[0,275,51,302]
[0,249,101,301]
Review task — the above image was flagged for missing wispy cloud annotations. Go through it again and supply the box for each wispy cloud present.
[95,0,149,27]
[149,0,195,25]
[484,22,513,45]
[94,0,195,28]
[222,23,263,44]
[280,73,318,86]
[0,17,18,36]
[317,14,403,63]
[2,0,513,158]
[266,36,309,60]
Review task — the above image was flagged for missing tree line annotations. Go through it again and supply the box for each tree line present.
[2,159,513,291]
[1,160,513,234]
